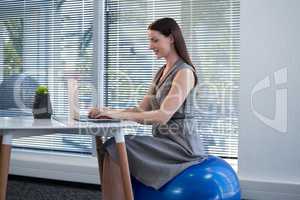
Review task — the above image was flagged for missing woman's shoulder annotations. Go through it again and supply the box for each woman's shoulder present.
[174,59,197,86]
[176,59,195,72]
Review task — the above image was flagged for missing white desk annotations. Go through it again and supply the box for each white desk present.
[0,116,138,200]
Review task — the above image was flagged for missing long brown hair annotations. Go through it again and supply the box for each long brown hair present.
[148,17,198,85]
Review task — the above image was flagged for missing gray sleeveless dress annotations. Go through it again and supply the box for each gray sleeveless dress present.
[104,59,206,189]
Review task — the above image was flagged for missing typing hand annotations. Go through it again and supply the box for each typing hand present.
[88,107,105,118]
[88,107,112,119]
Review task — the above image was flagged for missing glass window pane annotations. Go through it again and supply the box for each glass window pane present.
[0,0,94,154]
[105,0,240,157]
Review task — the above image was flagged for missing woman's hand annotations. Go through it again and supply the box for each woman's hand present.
[88,107,111,119]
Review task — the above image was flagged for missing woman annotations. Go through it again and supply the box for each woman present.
[89,17,206,200]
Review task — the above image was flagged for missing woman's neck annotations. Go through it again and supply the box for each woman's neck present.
[164,52,180,70]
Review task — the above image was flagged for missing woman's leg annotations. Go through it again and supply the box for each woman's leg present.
[102,152,125,200]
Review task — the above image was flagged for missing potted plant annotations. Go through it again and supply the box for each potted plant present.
[32,85,53,119]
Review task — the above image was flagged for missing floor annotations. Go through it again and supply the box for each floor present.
[7,175,102,200]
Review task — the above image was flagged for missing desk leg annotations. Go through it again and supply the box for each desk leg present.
[115,132,134,200]
[0,135,12,200]
[95,136,104,185]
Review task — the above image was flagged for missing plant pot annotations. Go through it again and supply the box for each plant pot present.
[32,93,53,119]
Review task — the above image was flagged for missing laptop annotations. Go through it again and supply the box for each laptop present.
[53,114,121,123]
[66,79,121,123]
[75,115,121,123]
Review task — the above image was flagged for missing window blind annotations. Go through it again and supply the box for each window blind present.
[0,0,94,154]
[105,0,240,158]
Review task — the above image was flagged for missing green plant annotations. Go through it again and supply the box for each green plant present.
[36,85,48,95]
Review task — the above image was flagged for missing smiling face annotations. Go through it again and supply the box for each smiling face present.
[148,30,174,59]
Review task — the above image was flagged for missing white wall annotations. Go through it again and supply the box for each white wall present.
[239,0,300,199]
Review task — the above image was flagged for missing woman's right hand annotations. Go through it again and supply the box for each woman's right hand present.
[88,107,99,118]
[88,107,109,118]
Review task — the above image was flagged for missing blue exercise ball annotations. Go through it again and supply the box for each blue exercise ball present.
[132,155,241,200]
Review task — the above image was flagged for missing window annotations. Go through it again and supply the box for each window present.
[105,0,240,158]
[0,0,94,154]
[0,0,240,158]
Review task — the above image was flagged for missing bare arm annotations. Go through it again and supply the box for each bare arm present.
[97,68,195,125]
[89,86,153,118]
